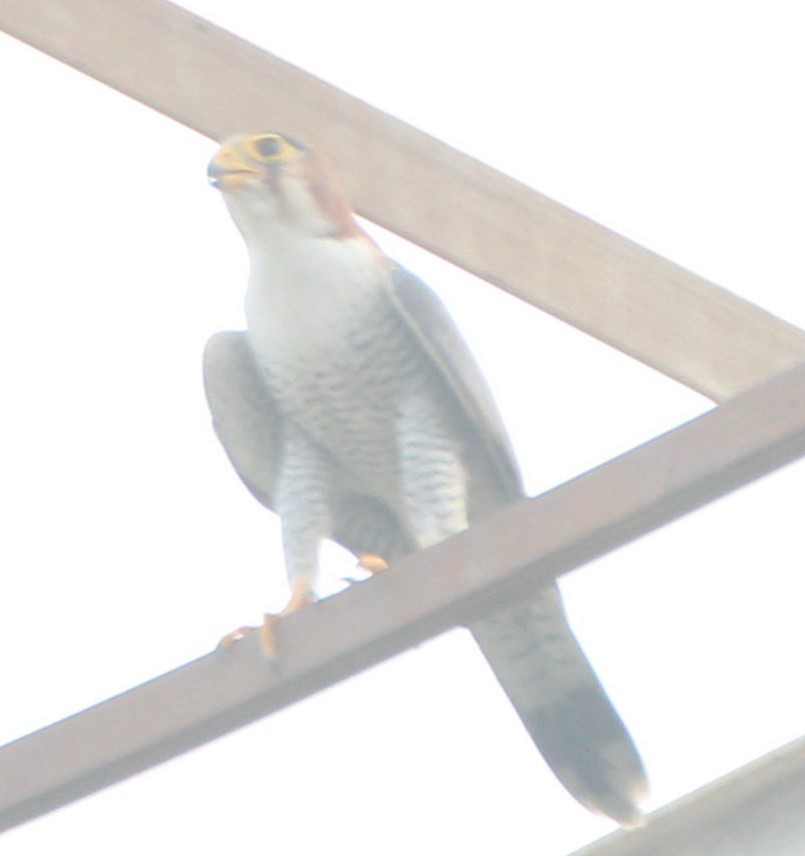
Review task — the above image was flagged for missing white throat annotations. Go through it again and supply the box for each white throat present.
[244,225,385,364]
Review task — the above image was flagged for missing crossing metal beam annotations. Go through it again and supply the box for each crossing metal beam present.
[2,0,804,400]
[1,361,803,833]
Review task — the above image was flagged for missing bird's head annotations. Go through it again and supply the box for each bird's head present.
[208,133,361,243]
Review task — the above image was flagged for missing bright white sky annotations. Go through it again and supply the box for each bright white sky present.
[1,2,804,854]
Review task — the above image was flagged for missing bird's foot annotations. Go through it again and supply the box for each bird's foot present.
[217,583,315,657]
[358,553,389,573]
[341,553,389,584]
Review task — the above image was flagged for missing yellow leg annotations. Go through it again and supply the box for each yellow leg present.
[341,552,390,585]
[257,582,315,656]
[217,580,315,656]
[357,553,389,573]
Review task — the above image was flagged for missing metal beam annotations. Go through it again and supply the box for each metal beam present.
[571,735,805,856]
[1,361,803,833]
[2,0,804,400]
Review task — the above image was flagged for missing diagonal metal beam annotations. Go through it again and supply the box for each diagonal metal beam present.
[571,734,805,856]
[1,361,803,834]
[2,0,805,401]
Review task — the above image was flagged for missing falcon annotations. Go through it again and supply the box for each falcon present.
[204,132,648,825]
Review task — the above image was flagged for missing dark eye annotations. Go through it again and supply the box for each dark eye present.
[254,135,283,158]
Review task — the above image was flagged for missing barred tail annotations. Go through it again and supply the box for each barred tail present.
[470,583,648,826]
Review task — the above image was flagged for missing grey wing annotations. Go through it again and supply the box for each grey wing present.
[203,330,415,561]
[203,331,281,508]
[388,269,649,824]
[388,264,523,509]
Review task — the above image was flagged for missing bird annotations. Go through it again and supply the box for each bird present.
[204,131,648,826]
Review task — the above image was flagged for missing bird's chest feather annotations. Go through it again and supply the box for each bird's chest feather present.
[245,234,415,470]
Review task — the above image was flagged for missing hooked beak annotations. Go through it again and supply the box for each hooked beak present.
[207,142,264,189]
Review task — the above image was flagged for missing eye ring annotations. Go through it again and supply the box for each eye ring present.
[250,134,291,162]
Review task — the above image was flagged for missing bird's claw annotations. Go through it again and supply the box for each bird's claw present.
[358,553,389,573]
[217,620,281,656]
[217,584,315,657]
[340,553,389,586]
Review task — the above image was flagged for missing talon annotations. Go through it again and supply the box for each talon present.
[217,582,316,657]
[217,626,257,650]
[341,553,390,586]
[357,553,389,573]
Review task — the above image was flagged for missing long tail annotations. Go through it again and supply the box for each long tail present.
[470,583,648,826]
